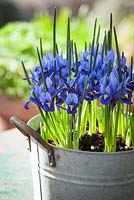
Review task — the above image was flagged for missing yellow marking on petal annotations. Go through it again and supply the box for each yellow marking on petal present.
[126,88,132,92]
[121,68,125,72]
[130,80,134,83]
[124,94,128,99]
[88,91,94,96]
[46,102,51,108]
[44,69,48,72]
[69,105,74,111]
[95,91,100,94]
[93,79,98,85]
[104,94,109,100]
[54,98,57,104]
[63,84,67,89]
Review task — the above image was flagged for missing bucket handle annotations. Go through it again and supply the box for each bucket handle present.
[9,116,56,167]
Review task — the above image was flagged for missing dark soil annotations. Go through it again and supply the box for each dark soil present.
[79,132,134,152]
[38,129,134,152]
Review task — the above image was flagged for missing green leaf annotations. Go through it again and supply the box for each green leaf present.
[67,17,71,75]
[114,26,121,81]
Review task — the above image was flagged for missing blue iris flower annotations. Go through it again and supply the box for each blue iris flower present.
[34,66,42,80]
[100,85,112,105]
[42,53,54,77]
[76,75,87,96]
[85,70,101,100]
[85,87,95,103]
[109,68,121,100]
[118,56,129,77]
[128,80,134,91]
[61,68,69,81]
[89,70,100,91]
[24,85,43,109]
[100,63,108,77]
[120,56,127,67]
[80,60,90,75]
[25,84,55,112]
[24,101,31,110]
[56,53,68,74]
[24,47,134,114]
[30,70,40,86]
[100,68,121,106]
[121,77,134,104]
[80,51,92,75]
[104,49,115,65]
[46,77,58,98]
[54,75,64,88]
[72,60,81,73]
[56,91,67,107]
[66,93,78,114]
[65,78,75,92]
[121,91,132,104]
[39,92,55,112]
[95,54,103,71]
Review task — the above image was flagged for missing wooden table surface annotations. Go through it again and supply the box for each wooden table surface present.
[0,128,34,200]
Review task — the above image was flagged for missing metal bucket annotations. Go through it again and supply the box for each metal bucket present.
[10,115,134,200]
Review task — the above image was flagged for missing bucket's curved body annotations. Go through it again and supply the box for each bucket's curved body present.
[28,115,134,200]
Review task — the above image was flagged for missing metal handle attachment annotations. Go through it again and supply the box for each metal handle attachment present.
[9,116,56,167]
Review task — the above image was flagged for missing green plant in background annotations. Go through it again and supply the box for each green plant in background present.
[22,10,134,152]
[0,8,90,99]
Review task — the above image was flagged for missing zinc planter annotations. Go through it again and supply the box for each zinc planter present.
[10,114,134,200]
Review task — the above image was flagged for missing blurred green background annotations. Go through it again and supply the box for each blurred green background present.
[0,9,92,99]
